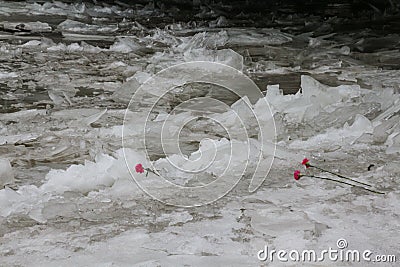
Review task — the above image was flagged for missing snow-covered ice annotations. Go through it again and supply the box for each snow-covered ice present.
[0,1,399,266]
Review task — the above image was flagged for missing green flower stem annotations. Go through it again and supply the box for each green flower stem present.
[309,165,373,187]
[306,175,385,195]
[145,168,159,177]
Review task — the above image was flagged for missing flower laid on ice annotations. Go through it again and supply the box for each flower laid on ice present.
[294,170,302,180]
[135,163,144,173]
[293,159,384,194]
[299,158,372,187]
[135,163,159,177]
[301,158,310,168]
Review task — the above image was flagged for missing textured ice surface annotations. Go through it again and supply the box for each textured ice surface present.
[1,73,400,266]
[0,2,400,266]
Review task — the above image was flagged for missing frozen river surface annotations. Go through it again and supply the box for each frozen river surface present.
[0,1,399,266]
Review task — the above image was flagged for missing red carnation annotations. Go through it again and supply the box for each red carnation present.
[294,170,302,180]
[135,163,145,173]
[302,158,310,168]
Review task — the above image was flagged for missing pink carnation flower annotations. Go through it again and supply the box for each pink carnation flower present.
[135,163,145,173]
[294,170,302,180]
[302,158,310,168]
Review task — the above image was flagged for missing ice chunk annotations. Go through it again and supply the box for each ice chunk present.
[0,21,52,32]
[373,125,390,144]
[112,78,141,104]
[0,72,18,79]
[109,37,141,53]
[0,159,14,187]
[289,115,373,151]
[231,95,252,115]
[108,178,140,198]
[215,49,243,71]
[58,19,117,33]
[378,88,398,111]
[79,41,102,53]
[308,102,380,132]
[46,43,67,52]
[0,133,40,145]
[48,91,66,105]
[348,114,373,133]
[209,16,229,27]
[0,184,48,222]
[183,48,243,71]
[340,46,351,55]
[263,84,312,122]
[46,41,102,53]
[226,28,292,46]
[229,96,259,138]
[301,75,360,107]
[0,187,22,217]
[373,98,400,123]
[177,31,229,51]
[40,74,76,105]
[79,108,107,126]
[129,71,152,84]
[42,154,117,194]
[385,132,400,154]
[265,84,302,108]
[21,40,41,47]
[373,115,399,144]
[41,149,143,195]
